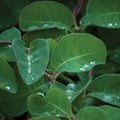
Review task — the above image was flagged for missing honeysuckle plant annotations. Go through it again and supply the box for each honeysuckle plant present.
[0,0,120,120]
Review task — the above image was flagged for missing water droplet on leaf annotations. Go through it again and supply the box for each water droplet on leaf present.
[6,86,11,90]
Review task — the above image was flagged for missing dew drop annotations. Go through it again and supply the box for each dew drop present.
[56,114,61,117]
[6,86,11,90]
[103,96,113,102]
[90,61,96,65]
[79,68,85,71]
[37,92,44,96]
[117,96,120,99]
[67,84,77,90]
[107,23,113,27]
[114,22,118,26]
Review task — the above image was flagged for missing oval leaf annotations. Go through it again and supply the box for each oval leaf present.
[51,33,106,73]
[0,74,48,117]
[13,39,49,85]
[80,0,120,28]
[75,106,105,120]
[0,27,21,61]
[29,116,59,120]
[27,88,72,119]
[0,58,17,93]
[19,1,73,31]
[99,105,120,120]
[88,74,120,107]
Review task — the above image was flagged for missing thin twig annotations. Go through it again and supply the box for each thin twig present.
[73,0,85,29]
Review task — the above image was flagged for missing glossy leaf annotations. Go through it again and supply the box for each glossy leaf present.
[22,28,64,47]
[13,39,49,85]
[0,73,48,117]
[88,74,120,107]
[51,33,106,73]
[99,105,120,120]
[0,27,21,42]
[80,0,120,28]
[27,88,72,119]
[0,58,17,93]
[19,1,73,31]
[75,106,105,120]
[0,0,29,30]
[28,116,59,120]
[0,27,21,61]
[50,77,91,102]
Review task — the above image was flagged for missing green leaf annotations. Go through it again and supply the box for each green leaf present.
[19,1,73,31]
[80,0,120,28]
[13,39,49,85]
[0,58,17,93]
[93,59,120,75]
[75,106,105,120]
[22,28,63,47]
[110,47,120,65]
[27,88,72,119]
[0,27,21,42]
[28,116,59,120]
[0,0,29,30]
[51,33,106,74]
[88,74,120,107]
[0,73,48,117]
[0,27,21,61]
[99,105,120,120]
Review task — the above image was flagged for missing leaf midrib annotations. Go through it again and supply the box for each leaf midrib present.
[55,49,105,71]
[46,99,70,119]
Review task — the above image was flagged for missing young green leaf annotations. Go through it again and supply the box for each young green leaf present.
[0,27,21,42]
[27,88,72,119]
[99,105,120,120]
[75,106,105,120]
[13,39,49,85]
[88,74,120,107]
[19,1,73,31]
[0,27,21,61]
[80,0,120,28]
[28,116,59,120]
[51,33,106,74]
[0,58,17,93]
[0,73,48,117]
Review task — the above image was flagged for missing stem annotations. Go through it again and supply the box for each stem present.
[44,70,55,83]
[0,41,12,45]
[60,75,74,84]
[73,0,85,29]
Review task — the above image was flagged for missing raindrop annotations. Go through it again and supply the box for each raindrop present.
[79,68,85,71]
[84,65,89,68]
[43,112,51,116]
[90,61,96,65]
[6,86,11,90]
[114,22,118,26]
[103,96,113,102]
[28,68,31,74]
[56,114,61,117]
[37,92,44,96]
[107,23,113,27]
[42,24,49,28]
[117,96,120,99]
[67,84,77,90]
